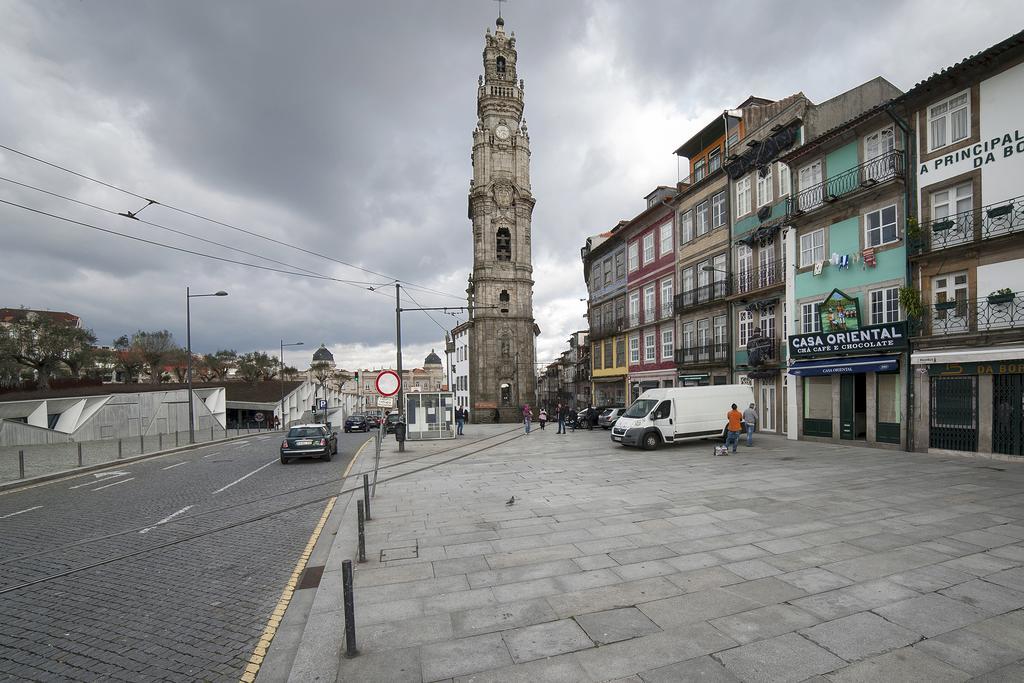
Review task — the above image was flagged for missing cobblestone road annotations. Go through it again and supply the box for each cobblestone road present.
[0,430,371,681]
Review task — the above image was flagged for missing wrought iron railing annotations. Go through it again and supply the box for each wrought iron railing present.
[733,262,783,295]
[914,292,1023,336]
[644,307,656,324]
[912,194,1024,255]
[660,303,673,320]
[590,316,626,341]
[743,338,783,366]
[674,281,730,312]
[674,343,730,365]
[788,149,904,215]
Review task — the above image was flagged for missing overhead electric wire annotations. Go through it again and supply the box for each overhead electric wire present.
[0,197,393,298]
[0,142,464,301]
[402,286,451,337]
[0,428,526,595]
[0,174,380,284]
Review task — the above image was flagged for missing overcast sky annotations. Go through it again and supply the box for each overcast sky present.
[2,1,1022,374]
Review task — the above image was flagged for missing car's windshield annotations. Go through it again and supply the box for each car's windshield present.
[288,427,325,438]
[623,399,657,418]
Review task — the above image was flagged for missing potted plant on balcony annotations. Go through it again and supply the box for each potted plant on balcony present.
[934,300,958,311]
[899,287,923,320]
[987,288,1015,305]
[932,218,955,233]
[987,203,1013,219]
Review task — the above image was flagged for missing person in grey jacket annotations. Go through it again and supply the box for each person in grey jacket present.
[742,403,757,446]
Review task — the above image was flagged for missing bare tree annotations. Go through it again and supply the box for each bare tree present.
[131,330,179,384]
[112,335,146,383]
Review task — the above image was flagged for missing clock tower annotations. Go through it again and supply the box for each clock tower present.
[466,15,537,419]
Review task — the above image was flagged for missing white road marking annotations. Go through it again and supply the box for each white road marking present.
[212,460,276,494]
[202,451,222,458]
[0,505,43,519]
[92,477,135,491]
[139,505,194,534]
[69,471,131,489]
[161,462,187,470]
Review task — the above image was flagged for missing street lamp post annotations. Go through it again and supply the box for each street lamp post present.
[186,287,228,444]
[280,340,304,430]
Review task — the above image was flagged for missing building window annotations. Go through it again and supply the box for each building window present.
[693,158,706,182]
[644,332,656,362]
[932,271,969,317]
[615,297,625,324]
[659,220,672,257]
[877,372,901,425]
[643,284,656,321]
[865,205,898,248]
[777,162,791,197]
[616,338,626,366]
[804,376,833,420]
[800,228,825,267]
[661,278,673,318]
[736,244,753,293]
[801,302,821,333]
[681,267,694,306]
[864,125,895,162]
[711,191,726,229]
[627,242,638,271]
[682,321,694,352]
[642,233,655,265]
[708,147,721,173]
[604,339,614,370]
[614,251,625,279]
[679,210,693,244]
[931,183,973,245]
[496,228,511,261]
[629,291,640,326]
[928,89,970,152]
[696,200,709,236]
[761,305,776,339]
[697,318,710,351]
[738,310,753,346]
[714,315,726,350]
[798,161,822,210]
[735,175,752,216]
[661,326,674,360]
[870,286,901,324]
[756,166,773,207]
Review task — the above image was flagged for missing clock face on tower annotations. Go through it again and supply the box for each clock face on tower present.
[495,124,510,140]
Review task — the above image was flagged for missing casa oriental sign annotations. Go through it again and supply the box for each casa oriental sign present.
[788,321,908,358]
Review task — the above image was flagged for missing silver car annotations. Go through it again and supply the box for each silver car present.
[598,407,626,429]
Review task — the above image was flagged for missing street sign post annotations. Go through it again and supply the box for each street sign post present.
[318,399,327,410]
[375,370,401,397]
[254,412,265,422]
[377,397,394,408]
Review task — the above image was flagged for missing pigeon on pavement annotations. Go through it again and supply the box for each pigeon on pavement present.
[506,496,516,506]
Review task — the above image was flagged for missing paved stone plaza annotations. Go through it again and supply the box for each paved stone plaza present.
[326,424,1024,682]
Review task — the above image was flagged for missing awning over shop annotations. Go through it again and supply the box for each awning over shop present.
[911,347,1024,365]
[788,355,899,376]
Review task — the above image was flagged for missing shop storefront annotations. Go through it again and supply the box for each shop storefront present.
[593,375,627,408]
[788,320,909,448]
[628,371,675,403]
[910,348,1024,457]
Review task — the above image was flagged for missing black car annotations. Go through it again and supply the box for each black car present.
[366,415,380,429]
[345,415,369,433]
[383,413,403,434]
[280,424,338,463]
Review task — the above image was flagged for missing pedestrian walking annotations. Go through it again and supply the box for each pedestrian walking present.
[742,402,757,447]
[725,403,743,453]
[493,407,500,423]
[538,408,547,430]
[522,404,533,435]
[555,403,565,434]
[455,406,465,436]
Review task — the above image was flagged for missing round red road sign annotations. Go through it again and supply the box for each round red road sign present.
[375,370,401,397]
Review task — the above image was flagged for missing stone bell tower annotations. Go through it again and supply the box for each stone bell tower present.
[466,15,537,419]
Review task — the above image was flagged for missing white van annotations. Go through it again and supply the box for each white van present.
[611,385,755,450]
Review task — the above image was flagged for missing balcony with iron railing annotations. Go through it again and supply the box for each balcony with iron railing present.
[741,337,785,367]
[732,262,783,296]
[913,292,1024,336]
[911,194,1024,256]
[674,343,730,366]
[788,149,905,216]
[674,281,730,313]
[590,316,626,341]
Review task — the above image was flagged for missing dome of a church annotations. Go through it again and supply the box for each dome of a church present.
[312,345,334,362]
[424,349,442,366]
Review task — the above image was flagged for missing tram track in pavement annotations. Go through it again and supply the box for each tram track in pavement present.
[0,427,525,595]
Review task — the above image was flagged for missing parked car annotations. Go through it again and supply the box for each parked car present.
[598,407,626,430]
[576,407,599,429]
[344,415,369,433]
[384,413,403,434]
[365,415,380,429]
[280,424,338,463]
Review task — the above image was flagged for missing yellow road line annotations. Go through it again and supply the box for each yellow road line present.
[239,436,370,683]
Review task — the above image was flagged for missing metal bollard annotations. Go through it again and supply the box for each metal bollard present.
[363,474,371,521]
[175,431,180,447]
[18,450,25,479]
[77,442,83,467]
[140,434,144,453]
[158,433,163,450]
[357,499,366,563]
[342,559,358,657]
[118,439,123,459]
